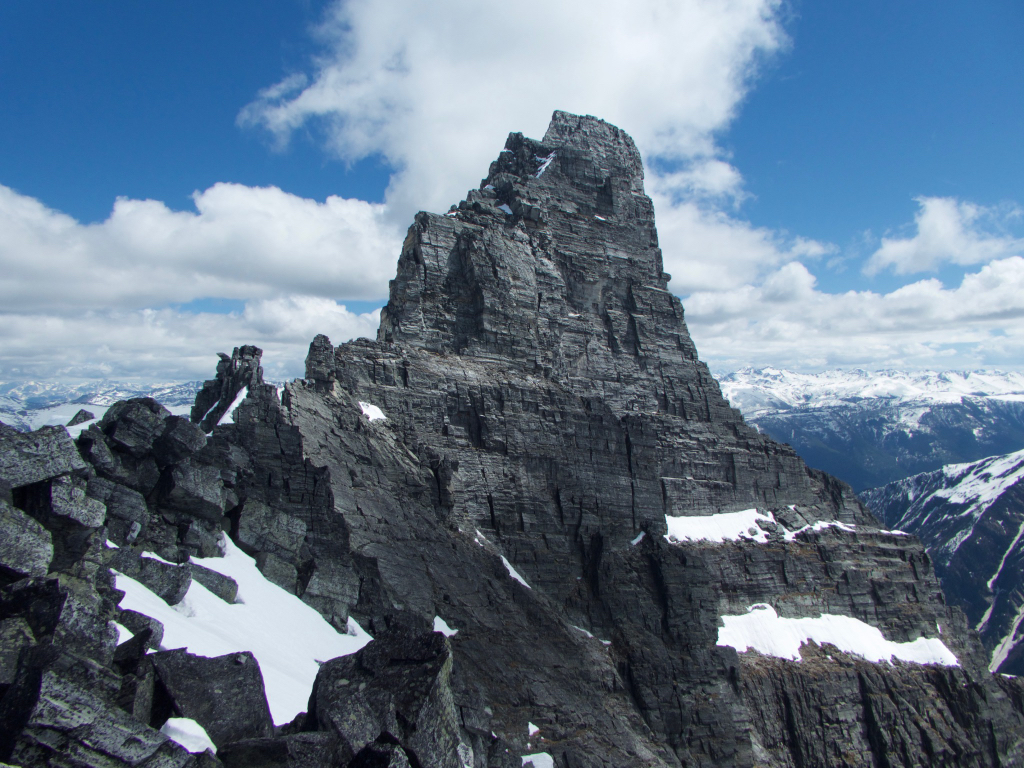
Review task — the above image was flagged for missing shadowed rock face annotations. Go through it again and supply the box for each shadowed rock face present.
[277,112,1024,765]
[1,111,1023,767]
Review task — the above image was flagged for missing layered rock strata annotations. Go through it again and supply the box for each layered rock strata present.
[0,111,1022,767]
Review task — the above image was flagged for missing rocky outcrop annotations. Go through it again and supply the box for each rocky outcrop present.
[0,111,1022,767]
[863,448,1024,677]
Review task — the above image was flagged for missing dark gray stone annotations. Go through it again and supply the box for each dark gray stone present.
[110,548,192,606]
[254,552,298,594]
[0,663,191,768]
[154,459,226,521]
[218,732,343,768]
[189,562,238,603]
[151,649,274,748]
[67,408,96,427]
[0,425,86,489]
[116,608,165,650]
[309,629,461,768]
[100,398,171,457]
[154,416,208,468]
[0,499,53,579]
[236,499,306,561]
[0,617,34,685]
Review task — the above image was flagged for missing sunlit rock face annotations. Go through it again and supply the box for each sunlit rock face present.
[1,112,1023,767]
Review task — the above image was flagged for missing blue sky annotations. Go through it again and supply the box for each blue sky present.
[1,0,1022,379]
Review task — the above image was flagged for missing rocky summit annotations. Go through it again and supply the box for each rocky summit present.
[1,111,1023,767]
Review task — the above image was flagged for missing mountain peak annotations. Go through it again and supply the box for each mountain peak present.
[378,111,700,413]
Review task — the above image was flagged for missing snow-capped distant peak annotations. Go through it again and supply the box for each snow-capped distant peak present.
[720,368,1024,417]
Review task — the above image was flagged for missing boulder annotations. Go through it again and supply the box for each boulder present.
[308,629,461,768]
[67,409,96,427]
[0,660,191,768]
[190,562,238,604]
[0,617,34,687]
[236,499,306,560]
[0,499,53,580]
[115,608,165,649]
[153,459,226,521]
[151,650,274,748]
[154,416,208,468]
[0,426,86,489]
[88,476,149,544]
[100,398,170,458]
[110,548,192,606]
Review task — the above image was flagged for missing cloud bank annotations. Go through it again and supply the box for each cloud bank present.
[1,0,1021,381]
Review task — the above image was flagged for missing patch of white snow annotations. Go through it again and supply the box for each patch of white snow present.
[522,753,554,768]
[217,387,248,425]
[534,152,556,177]
[498,204,514,215]
[717,604,959,666]
[630,531,645,545]
[359,402,386,421]
[114,534,372,724]
[528,722,540,736]
[664,509,774,544]
[160,717,216,754]
[433,616,459,637]
[501,556,531,589]
[111,621,134,644]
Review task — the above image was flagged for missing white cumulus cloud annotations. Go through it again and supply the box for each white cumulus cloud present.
[865,196,1024,275]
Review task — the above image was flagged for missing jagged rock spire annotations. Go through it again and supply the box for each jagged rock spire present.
[378,111,703,416]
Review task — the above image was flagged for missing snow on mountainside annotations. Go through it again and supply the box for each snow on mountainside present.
[719,368,1024,491]
[0,380,204,432]
[861,449,1024,675]
[719,367,1024,418]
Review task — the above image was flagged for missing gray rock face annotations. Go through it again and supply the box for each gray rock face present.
[1,110,1023,767]
[191,346,263,433]
[151,650,275,748]
[308,628,461,768]
[0,499,53,580]
[0,426,86,488]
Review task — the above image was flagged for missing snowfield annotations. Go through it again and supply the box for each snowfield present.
[717,604,959,666]
[114,534,372,724]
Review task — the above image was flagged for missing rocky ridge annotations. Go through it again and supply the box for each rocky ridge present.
[863,448,1024,677]
[1,111,1023,767]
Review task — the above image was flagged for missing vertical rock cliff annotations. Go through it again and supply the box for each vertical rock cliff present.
[1,111,1023,767]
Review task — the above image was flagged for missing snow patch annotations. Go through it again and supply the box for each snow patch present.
[665,509,773,544]
[522,753,554,768]
[528,722,540,736]
[630,531,645,545]
[501,556,531,589]
[111,620,134,644]
[114,534,372,724]
[717,604,959,666]
[534,152,556,177]
[359,401,386,421]
[433,616,459,637]
[498,204,514,215]
[594,215,607,221]
[160,717,216,754]
[217,387,248,425]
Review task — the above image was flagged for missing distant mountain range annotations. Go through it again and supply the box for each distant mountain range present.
[0,380,202,432]
[862,449,1024,676]
[719,367,1024,491]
